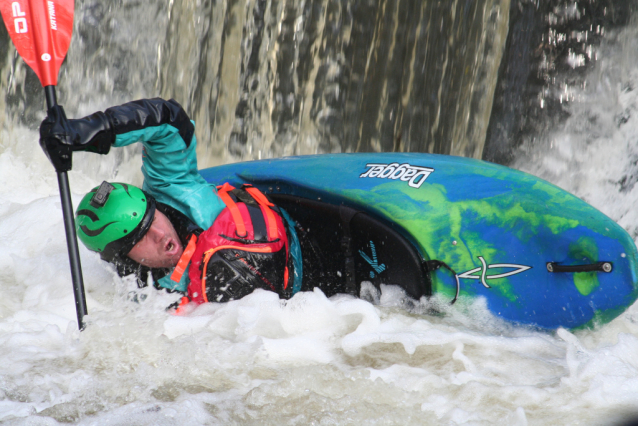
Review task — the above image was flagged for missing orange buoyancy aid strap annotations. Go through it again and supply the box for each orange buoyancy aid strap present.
[282,227,290,290]
[243,185,274,207]
[243,185,278,240]
[243,185,290,288]
[284,266,289,290]
[217,183,248,238]
[200,245,274,303]
[170,234,198,282]
[173,296,191,316]
[216,183,236,192]
[258,205,279,241]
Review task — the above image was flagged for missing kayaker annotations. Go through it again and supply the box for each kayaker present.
[39,98,304,309]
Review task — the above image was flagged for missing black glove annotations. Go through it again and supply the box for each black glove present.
[39,105,114,172]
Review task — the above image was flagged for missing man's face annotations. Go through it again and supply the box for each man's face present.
[127,210,184,268]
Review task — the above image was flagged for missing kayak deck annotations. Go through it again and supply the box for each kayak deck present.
[200,153,638,329]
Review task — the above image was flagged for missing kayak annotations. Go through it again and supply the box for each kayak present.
[199,153,638,329]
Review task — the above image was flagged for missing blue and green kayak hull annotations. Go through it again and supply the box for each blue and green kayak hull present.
[200,153,638,329]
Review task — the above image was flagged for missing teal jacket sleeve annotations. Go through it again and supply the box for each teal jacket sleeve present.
[106,98,224,229]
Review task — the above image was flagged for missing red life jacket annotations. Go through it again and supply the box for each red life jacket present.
[172,183,291,309]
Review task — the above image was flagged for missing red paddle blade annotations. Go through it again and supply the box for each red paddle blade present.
[0,0,74,87]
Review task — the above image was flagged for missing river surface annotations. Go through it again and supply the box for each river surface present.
[1,1,638,425]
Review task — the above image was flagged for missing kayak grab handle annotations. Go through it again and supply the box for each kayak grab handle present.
[424,260,460,305]
[546,262,613,273]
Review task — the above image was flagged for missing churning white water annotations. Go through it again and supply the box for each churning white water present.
[2,10,638,426]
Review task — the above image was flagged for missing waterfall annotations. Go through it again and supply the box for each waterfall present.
[1,0,509,168]
[158,0,509,164]
[484,0,636,164]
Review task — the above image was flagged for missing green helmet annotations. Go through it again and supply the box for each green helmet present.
[75,181,156,261]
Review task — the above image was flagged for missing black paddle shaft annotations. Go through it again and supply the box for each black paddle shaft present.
[45,85,88,331]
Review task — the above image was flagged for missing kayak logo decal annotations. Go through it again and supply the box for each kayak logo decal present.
[360,163,434,189]
[359,241,386,278]
[457,256,532,288]
[445,256,532,304]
